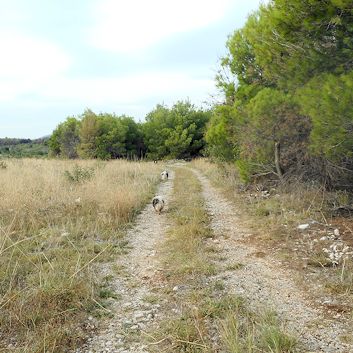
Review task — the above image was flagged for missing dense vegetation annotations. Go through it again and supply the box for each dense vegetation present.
[207,0,353,187]
[0,137,48,158]
[47,101,210,160]
[142,102,211,160]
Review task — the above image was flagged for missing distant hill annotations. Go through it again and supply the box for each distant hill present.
[0,136,50,158]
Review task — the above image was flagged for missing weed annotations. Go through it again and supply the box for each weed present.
[143,294,160,304]
[98,288,121,300]
[260,312,297,352]
[226,263,245,271]
[201,295,244,319]
[221,309,297,353]
[214,280,226,291]
[64,164,95,183]
[162,313,210,353]
[307,252,333,267]
[324,258,353,295]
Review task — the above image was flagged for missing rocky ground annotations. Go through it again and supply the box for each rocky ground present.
[191,168,353,353]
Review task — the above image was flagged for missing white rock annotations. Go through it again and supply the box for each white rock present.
[333,228,340,237]
[134,311,144,319]
[297,224,310,230]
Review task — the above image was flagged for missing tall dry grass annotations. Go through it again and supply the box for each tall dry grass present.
[0,158,160,352]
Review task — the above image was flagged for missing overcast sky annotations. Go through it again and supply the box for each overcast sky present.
[0,0,264,138]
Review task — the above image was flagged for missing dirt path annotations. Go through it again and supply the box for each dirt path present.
[75,166,352,353]
[75,172,174,353]
[191,167,353,353]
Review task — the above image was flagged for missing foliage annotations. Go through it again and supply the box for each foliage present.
[0,138,49,158]
[238,89,310,181]
[143,101,210,160]
[64,164,95,183]
[77,110,100,159]
[205,104,240,162]
[208,0,353,187]
[297,72,353,164]
[49,110,144,160]
[49,117,80,158]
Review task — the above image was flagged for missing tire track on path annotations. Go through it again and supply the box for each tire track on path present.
[191,167,353,353]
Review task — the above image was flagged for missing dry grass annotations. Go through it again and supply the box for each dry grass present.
[162,168,214,279]
[0,158,160,352]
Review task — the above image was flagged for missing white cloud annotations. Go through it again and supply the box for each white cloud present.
[0,30,71,101]
[89,0,232,52]
[38,71,214,107]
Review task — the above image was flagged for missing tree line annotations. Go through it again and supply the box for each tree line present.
[48,102,210,160]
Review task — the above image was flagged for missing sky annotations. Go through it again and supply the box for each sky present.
[0,0,264,138]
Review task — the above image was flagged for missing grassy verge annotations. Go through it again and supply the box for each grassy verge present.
[0,158,160,352]
[191,159,353,307]
[149,167,296,353]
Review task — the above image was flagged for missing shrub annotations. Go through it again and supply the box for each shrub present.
[64,164,95,183]
[297,72,353,187]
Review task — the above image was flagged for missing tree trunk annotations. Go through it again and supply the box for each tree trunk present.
[275,141,283,181]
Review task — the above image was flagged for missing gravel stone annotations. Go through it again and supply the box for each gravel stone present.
[74,171,174,353]
[191,167,353,353]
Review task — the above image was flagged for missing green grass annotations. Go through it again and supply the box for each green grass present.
[226,263,245,271]
[162,168,214,278]
[221,309,297,353]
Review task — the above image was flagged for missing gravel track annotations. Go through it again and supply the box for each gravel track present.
[75,172,174,353]
[191,167,353,353]
[75,166,352,353]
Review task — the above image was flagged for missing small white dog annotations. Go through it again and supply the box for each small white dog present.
[152,196,165,214]
[161,170,169,180]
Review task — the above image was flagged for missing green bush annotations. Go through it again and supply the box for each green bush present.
[298,72,353,163]
[64,165,95,183]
